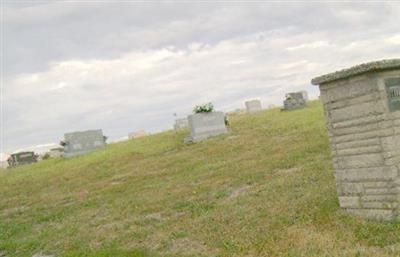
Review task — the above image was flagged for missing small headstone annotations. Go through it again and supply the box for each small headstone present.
[174,118,189,131]
[7,151,37,168]
[63,129,106,158]
[245,100,262,113]
[186,111,228,142]
[312,59,400,221]
[129,130,148,139]
[282,92,306,110]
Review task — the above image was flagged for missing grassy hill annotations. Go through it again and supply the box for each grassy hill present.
[1,101,399,257]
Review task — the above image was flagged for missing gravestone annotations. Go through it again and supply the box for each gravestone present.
[174,118,189,131]
[245,100,262,113]
[186,112,228,142]
[129,130,148,139]
[283,92,306,110]
[63,129,106,158]
[312,59,400,220]
[7,151,37,167]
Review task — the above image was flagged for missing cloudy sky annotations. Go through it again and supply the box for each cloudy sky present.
[1,1,400,158]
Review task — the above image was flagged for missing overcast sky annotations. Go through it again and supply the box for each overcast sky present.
[1,1,400,158]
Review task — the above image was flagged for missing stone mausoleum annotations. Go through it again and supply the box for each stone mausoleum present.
[312,59,400,220]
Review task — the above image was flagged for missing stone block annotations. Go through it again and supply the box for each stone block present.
[362,202,397,209]
[337,153,384,169]
[346,209,394,221]
[338,196,360,208]
[336,167,397,182]
[340,183,364,195]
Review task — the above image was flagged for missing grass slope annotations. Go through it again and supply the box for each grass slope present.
[1,101,399,257]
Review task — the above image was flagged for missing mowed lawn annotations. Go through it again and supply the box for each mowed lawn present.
[1,101,399,257]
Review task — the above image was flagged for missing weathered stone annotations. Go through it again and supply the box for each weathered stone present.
[339,183,364,194]
[186,112,228,142]
[312,58,400,220]
[346,209,394,221]
[365,187,398,195]
[63,129,106,158]
[282,92,306,111]
[338,196,360,208]
[362,202,397,209]
[245,100,262,113]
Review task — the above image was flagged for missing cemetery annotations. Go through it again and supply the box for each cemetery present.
[185,103,228,142]
[245,99,262,113]
[62,129,106,158]
[2,60,400,256]
[312,59,400,221]
[282,91,307,111]
[6,99,400,257]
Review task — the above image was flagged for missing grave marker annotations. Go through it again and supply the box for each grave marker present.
[282,92,306,110]
[186,112,228,142]
[7,151,37,167]
[312,59,400,220]
[63,129,106,158]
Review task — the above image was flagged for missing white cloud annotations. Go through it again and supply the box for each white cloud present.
[387,35,400,45]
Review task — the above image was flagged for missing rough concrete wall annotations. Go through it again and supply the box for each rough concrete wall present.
[320,71,400,220]
[187,112,228,142]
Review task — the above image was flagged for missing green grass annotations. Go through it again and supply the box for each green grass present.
[1,101,399,257]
